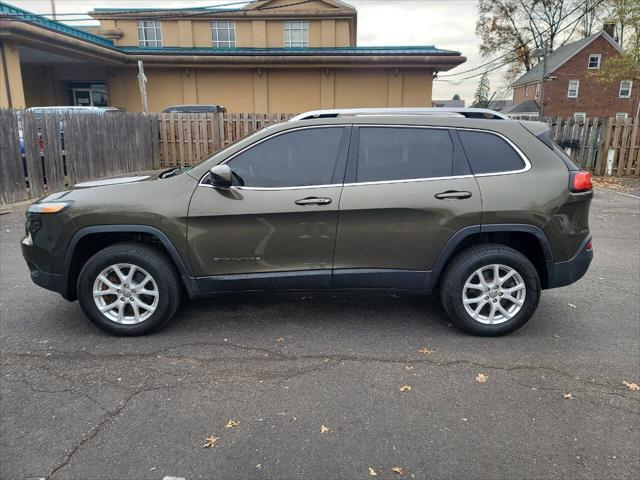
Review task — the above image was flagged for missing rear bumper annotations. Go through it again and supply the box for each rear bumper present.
[547,237,593,289]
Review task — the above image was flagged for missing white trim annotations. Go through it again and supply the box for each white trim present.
[619,80,633,98]
[615,112,628,120]
[283,21,309,48]
[211,21,235,48]
[198,124,532,191]
[587,53,601,69]
[137,20,162,47]
[567,79,580,98]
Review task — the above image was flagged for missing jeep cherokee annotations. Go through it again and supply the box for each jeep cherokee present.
[21,108,593,336]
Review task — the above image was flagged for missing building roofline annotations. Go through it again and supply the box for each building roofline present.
[511,31,625,87]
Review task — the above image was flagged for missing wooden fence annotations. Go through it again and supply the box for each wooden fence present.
[0,110,638,206]
[156,112,293,168]
[539,116,639,175]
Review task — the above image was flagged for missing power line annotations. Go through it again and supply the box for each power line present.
[438,0,606,78]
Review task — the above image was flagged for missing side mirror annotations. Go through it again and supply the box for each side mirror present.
[209,164,232,188]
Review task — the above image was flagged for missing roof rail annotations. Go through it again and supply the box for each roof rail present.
[290,107,509,121]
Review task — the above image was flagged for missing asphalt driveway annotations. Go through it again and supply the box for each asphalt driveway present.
[1,188,638,480]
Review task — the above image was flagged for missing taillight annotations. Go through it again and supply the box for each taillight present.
[570,171,592,192]
[585,240,593,251]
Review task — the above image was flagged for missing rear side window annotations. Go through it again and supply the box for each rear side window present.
[228,127,345,188]
[356,127,453,182]
[458,130,525,174]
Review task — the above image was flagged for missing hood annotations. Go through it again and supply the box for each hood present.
[73,175,154,189]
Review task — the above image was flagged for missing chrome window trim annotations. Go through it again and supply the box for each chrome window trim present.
[198,124,532,191]
[198,125,346,191]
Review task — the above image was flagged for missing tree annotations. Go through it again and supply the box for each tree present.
[592,0,640,81]
[452,94,462,100]
[473,73,491,107]
[476,0,588,80]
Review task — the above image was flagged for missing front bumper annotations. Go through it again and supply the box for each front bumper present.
[21,238,68,298]
[547,236,593,289]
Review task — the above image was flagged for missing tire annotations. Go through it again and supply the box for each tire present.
[440,244,541,336]
[77,242,182,336]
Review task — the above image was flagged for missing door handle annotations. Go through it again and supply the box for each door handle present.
[295,197,332,206]
[434,190,472,200]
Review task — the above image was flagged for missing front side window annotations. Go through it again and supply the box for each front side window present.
[228,127,345,188]
[212,21,235,48]
[284,21,309,48]
[356,127,453,183]
[137,20,162,47]
[619,80,633,98]
[588,54,601,69]
[458,130,525,174]
[567,80,580,98]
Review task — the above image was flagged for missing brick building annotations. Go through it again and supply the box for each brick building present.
[511,31,639,120]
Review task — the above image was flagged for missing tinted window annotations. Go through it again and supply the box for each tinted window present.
[356,127,453,182]
[458,130,525,174]
[228,127,344,188]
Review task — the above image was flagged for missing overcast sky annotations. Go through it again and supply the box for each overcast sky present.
[9,0,512,103]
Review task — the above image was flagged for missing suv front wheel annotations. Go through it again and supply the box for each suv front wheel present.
[440,244,541,336]
[77,242,182,336]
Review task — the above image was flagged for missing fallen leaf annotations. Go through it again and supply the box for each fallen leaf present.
[568,303,576,308]
[225,419,239,428]
[202,435,219,448]
[392,466,404,475]
[623,381,640,391]
[399,385,412,392]
[475,373,488,383]
[405,366,414,370]
[276,336,285,342]
[256,464,262,469]
[324,358,330,363]
[320,424,330,433]
[563,392,574,400]
[368,467,378,476]
[417,347,433,355]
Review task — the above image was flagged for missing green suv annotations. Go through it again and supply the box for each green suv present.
[21,108,593,336]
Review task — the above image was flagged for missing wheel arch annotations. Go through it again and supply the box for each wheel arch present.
[428,224,554,289]
[63,225,197,301]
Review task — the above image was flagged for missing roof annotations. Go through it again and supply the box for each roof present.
[508,100,539,114]
[119,45,461,56]
[511,31,623,87]
[487,100,513,112]
[0,1,115,48]
[90,0,355,17]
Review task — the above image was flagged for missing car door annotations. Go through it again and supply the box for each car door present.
[332,125,482,289]
[188,125,351,292]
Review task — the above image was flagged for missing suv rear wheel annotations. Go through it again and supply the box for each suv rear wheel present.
[77,242,182,336]
[440,244,541,336]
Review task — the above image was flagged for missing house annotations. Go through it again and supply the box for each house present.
[432,99,465,108]
[510,30,638,120]
[0,0,466,113]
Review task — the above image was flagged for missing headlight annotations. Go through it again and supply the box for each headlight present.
[27,202,71,214]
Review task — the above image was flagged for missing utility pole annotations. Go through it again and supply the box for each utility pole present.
[137,60,148,114]
[50,0,57,20]
[532,44,550,120]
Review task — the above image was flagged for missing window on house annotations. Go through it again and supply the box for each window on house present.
[615,112,628,121]
[619,80,633,98]
[525,85,529,97]
[137,20,162,47]
[573,112,586,122]
[587,54,601,69]
[567,80,580,98]
[535,82,541,98]
[211,21,236,48]
[284,21,309,48]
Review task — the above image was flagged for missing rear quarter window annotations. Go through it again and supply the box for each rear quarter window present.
[458,130,526,174]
